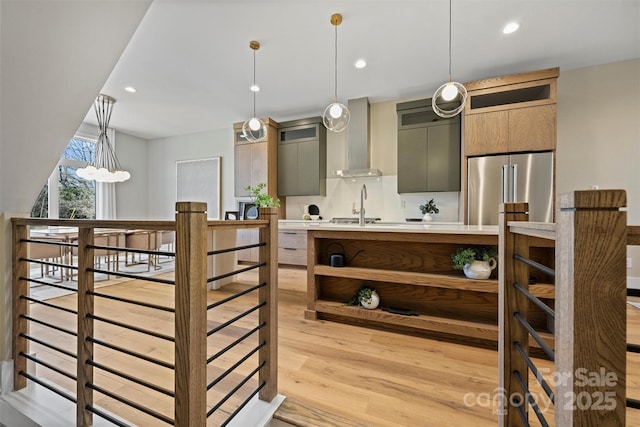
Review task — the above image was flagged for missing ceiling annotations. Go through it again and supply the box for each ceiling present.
[89,0,640,140]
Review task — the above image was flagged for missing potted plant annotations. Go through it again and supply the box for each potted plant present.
[419,198,439,222]
[451,246,498,279]
[345,284,380,310]
[245,183,281,208]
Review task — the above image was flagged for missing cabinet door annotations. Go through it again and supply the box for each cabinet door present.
[234,144,252,197]
[508,104,556,152]
[296,140,320,196]
[397,127,428,193]
[237,229,259,263]
[426,123,461,191]
[278,142,298,195]
[464,111,509,156]
[251,142,268,189]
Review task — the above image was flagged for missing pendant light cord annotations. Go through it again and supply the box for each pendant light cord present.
[448,0,452,82]
[334,22,338,103]
[253,48,257,118]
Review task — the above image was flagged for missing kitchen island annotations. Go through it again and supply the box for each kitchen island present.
[303,222,555,347]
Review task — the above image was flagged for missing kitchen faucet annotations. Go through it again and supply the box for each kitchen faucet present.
[358,184,367,226]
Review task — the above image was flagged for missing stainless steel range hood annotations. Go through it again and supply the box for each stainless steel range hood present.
[334,97,382,178]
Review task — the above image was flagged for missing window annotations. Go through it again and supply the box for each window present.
[31,137,98,219]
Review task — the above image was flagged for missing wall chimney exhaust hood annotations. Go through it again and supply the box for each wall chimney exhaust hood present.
[334,97,382,178]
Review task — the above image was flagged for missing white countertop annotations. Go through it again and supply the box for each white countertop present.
[279,220,498,235]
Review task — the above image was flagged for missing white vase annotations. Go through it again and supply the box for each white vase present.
[361,290,380,309]
[463,258,497,280]
[422,213,433,222]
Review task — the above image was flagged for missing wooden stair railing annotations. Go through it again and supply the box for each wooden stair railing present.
[500,189,628,426]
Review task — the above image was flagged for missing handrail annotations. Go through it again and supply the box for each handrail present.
[11,204,280,426]
[499,190,628,427]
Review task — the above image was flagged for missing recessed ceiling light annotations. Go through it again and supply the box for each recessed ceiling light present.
[355,59,367,69]
[124,86,137,93]
[250,84,260,92]
[503,22,520,34]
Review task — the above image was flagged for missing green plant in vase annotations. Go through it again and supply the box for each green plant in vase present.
[419,198,439,222]
[244,183,280,207]
[451,246,498,280]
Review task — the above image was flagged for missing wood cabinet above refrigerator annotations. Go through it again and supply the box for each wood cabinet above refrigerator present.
[463,67,559,157]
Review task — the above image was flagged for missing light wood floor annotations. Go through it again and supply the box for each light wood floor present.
[25,267,640,426]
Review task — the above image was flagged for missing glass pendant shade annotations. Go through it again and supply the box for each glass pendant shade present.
[242,117,267,142]
[323,13,350,132]
[77,94,131,183]
[432,0,467,118]
[242,40,266,142]
[432,81,467,118]
[323,102,350,132]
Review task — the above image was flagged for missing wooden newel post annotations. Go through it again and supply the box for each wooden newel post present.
[77,228,95,427]
[498,202,530,427]
[12,223,28,391]
[555,190,627,426]
[175,202,207,426]
[258,207,278,402]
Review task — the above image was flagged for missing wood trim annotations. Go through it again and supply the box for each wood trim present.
[498,202,530,427]
[508,221,556,241]
[12,223,28,390]
[258,207,279,402]
[628,225,640,245]
[174,201,207,426]
[554,190,627,426]
[464,67,560,92]
[76,227,95,426]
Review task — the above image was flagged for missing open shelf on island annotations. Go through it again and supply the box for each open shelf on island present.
[313,265,554,298]
[306,228,555,350]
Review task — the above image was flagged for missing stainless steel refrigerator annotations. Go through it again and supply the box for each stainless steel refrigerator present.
[467,152,554,225]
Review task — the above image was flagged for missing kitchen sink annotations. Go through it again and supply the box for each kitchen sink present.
[330,217,381,224]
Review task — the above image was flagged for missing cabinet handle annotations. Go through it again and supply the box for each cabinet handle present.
[282,232,297,235]
[282,247,297,251]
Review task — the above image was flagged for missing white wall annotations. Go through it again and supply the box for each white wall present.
[147,129,235,219]
[0,0,151,214]
[556,58,640,281]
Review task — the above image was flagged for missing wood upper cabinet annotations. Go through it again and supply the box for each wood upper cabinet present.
[464,68,558,156]
[233,118,278,198]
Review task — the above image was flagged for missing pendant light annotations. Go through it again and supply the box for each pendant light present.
[77,94,131,183]
[432,0,467,118]
[242,40,267,142]
[323,13,350,132]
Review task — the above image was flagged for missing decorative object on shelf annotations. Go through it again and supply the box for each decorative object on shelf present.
[242,40,267,142]
[77,94,131,182]
[451,247,498,279]
[431,0,467,118]
[345,284,379,310]
[322,13,350,132]
[419,198,439,222]
[244,182,280,208]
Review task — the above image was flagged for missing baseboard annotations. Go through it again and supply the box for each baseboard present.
[628,276,640,290]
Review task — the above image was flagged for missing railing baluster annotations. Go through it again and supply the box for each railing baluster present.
[77,227,95,426]
[555,190,627,426]
[499,202,530,427]
[258,207,279,403]
[12,223,29,390]
[174,202,207,426]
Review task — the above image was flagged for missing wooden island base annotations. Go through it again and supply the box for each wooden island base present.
[306,226,555,349]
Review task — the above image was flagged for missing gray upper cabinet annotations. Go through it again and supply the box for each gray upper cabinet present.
[396,99,461,193]
[277,117,326,196]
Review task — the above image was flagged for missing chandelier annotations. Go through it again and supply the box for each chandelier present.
[77,94,131,183]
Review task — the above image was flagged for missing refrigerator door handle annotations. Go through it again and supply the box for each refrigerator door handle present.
[502,165,509,203]
[512,164,518,202]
